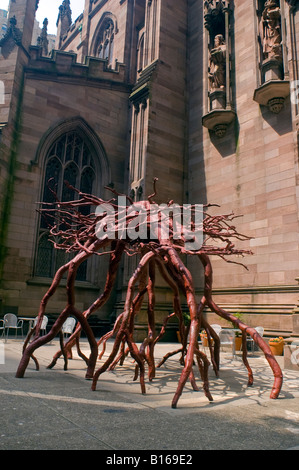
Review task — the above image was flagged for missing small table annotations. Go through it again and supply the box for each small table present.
[18,317,35,334]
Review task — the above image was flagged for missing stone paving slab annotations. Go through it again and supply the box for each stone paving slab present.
[0,338,299,451]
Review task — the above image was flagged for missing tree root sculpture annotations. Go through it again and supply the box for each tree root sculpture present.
[15,179,283,408]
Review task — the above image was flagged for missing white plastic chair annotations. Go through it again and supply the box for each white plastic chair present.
[219,328,235,357]
[62,317,76,338]
[0,319,5,338]
[247,326,264,353]
[34,316,48,335]
[210,324,222,336]
[4,314,24,340]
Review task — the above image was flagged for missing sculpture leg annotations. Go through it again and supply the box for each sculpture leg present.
[48,240,122,368]
[198,253,283,399]
[139,259,156,381]
[194,348,213,402]
[91,251,155,392]
[16,308,72,378]
[21,326,40,371]
[16,306,98,379]
[155,258,188,365]
[159,247,205,408]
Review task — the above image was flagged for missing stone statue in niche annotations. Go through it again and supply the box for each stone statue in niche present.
[262,0,282,61]
[208,34,226,90]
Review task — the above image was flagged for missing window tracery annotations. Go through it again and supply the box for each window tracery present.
[35,131,96,280]
[96,18,115,65]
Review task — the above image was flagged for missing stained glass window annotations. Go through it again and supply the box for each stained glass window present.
[35,131,96,281]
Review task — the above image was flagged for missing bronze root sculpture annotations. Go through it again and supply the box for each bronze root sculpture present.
[16,179,283,408]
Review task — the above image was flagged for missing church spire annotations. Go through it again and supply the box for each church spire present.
[37,18,49,56]
[56,0,72,49]
[57,0,72,28]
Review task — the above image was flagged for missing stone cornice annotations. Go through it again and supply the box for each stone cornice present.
[129,60,158,104]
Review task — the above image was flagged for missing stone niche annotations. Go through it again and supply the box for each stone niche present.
[253,0,290,114]
[202,0,236,138]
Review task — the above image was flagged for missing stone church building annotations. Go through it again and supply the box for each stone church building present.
[1,0,299,339]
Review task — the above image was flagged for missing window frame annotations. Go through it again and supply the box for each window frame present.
[90,13,118,66]
[32,118,110,284]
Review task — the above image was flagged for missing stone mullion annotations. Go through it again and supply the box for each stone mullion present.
[203,18,209,116]
[151,0,157,63]
[144,1,152,68]
[280,0,289,80]
[224,6,231,110]
[288,2,299,116]
[137,101,147,182]
[130,105,139,184]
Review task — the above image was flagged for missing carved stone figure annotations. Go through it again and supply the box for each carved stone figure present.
[208,34,226,90]
[262,0,282,61]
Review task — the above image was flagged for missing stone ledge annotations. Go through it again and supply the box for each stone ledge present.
[202,109,236,137]
[253,80,290,113]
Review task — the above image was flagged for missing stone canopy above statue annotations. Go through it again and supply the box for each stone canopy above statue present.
[204,0,228,38]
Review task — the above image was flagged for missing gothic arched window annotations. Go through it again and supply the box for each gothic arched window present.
[35,131,97,281]
[96,18,114,65]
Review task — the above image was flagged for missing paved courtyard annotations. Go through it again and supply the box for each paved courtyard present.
[1,337,299,451]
